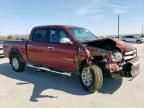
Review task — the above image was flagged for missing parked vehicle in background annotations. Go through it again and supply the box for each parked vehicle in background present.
[113,36,119,40]
[121,35,144,44]
[0,40,4,57]
[140,35,144,41]
[3,25,140,93]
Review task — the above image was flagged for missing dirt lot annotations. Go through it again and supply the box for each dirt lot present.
[0,44,144,108]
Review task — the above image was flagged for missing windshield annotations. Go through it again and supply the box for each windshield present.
[69,27,98,43]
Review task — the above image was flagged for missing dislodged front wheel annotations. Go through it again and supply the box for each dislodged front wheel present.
[81,68,93,87]
[80,65,103,93]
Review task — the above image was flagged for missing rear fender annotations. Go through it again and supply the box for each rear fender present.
[9,47,24,64]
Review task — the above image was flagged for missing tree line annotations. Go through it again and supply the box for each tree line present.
[0,35,28,40]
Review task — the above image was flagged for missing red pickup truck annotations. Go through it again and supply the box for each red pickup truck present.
[3,25,140,93]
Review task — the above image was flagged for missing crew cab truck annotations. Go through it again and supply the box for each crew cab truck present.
[3,25,140,93]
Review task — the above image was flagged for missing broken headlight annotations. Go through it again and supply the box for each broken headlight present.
[111,51,123,62]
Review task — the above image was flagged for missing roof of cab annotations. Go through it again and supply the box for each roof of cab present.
[33,25,80,29]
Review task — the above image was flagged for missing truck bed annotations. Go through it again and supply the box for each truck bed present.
[3,40,28,61]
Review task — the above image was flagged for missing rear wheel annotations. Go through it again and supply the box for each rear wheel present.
[11,55,25,72]
[80,65,103,93]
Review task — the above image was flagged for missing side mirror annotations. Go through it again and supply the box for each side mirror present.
[60,38,72,44]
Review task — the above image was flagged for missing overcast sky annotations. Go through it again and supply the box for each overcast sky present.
[0,0,144,36]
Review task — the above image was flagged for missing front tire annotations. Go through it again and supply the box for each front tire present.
[80,65,103,93]
[11,55,25,72]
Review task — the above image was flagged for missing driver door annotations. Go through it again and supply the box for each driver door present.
[46,28,77,72]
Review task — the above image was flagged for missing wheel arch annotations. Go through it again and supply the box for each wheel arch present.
[136,40,141,42]
[9,47,24,64]
[80,55,104,69]
[79,59,88,72]
[79,56,94,72]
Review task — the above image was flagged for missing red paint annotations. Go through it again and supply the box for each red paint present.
[3,25,140,76]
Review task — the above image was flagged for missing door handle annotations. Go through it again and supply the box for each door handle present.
[28,45,32,47]
[47,47,54,49]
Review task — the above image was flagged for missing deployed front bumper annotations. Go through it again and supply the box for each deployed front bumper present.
[125,56,140,78]
[108,56,140,79]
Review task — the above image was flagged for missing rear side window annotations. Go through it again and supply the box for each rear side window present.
[32,29,48,42]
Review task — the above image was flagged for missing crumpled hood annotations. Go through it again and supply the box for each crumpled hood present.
[83,38,135,53]
[112,39,135,52]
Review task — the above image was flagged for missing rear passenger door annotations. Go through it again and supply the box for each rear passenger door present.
[27,28,49,65]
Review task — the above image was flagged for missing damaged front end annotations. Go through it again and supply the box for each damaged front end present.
[82,38,140,80]
[122,51,140,80]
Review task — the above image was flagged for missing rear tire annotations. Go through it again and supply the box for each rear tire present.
[80,65,103,93]
[11,55,25,72]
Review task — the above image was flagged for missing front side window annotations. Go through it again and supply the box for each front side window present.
[68,27,98,43]
[49,29,69,43]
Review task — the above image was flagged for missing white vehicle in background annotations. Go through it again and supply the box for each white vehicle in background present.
[121,35,144,44]
[140,35,144,41]
[0,40,4,57]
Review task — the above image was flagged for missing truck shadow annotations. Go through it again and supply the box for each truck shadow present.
[0,63,122,102]
[100,78,122,94]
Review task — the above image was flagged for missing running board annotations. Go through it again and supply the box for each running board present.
[27,64,71,77]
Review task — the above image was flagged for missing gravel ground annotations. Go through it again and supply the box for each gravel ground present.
[0,43,144,108]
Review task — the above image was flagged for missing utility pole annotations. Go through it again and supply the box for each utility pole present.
[118,14,120,39]
[142,24,143,36]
